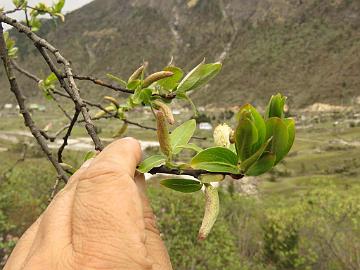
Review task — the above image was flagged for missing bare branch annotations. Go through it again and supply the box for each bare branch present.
[57,108,81,163]
[148,165,244,179]
[0,22,68,183]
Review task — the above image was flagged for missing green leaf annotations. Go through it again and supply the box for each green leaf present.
[53,0,65,13]
[246,153,276,176]
[174,143,203,153]
[265,93,286,119]
[160,178,203,193]
[83,151,96,162]
[127,79,141,90]
[266,117,289,164]
[237,104,266,151]
[138,88,153,105]
[106,73,127,87]
[170,119,196,154]
[191,147,240,174]
[284,118,295,156]
[240,137,272,172]
[176,61,222,93]
[138,155,166,173]
[157,66,183,91]
[235,119,258,162]
[44,73,57,86]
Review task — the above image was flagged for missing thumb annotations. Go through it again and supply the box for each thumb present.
[71,138,154,268]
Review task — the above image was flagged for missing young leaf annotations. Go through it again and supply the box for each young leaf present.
[237,104,266,150]
[265,93,286,119]
[284,118,295,155]
[157,66,184,91]
[191,147,240,174]
[235,119,258,162]
[246,153,276,176]
[139,88,153,105]
[44,73,57,86]
[240,137,272,172]
[83,151,96,162]
[106,73,127,87]
[160,178,203,193]
[177,61,222,93]
[266,117,289,164]
[127,79,141,90]
[138,155,166,173]
[170,119,196,154]
[175,143,203,153]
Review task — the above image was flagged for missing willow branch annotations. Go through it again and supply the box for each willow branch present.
[148,165,244,179]
[57,108,81,163]
[0,23,68,183]
[0,13,103,151]
[11,59,72,120]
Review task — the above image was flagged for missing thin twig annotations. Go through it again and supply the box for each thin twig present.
[11,60,72,120]
[148,165,244,179]
[0,22,68,183]
[0,13,103,151]
[57,108,80,163]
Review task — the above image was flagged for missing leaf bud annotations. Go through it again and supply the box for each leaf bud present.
[265,93,287,119]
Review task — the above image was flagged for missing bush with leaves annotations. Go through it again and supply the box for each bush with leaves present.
[0,0,295,243]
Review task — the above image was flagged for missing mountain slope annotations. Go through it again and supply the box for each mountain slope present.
[1,0,360,109]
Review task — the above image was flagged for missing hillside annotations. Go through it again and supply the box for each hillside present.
[1,0,360,109]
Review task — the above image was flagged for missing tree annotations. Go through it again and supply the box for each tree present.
[0,0,294,240]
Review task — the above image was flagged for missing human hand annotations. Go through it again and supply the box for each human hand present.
[4,138,172,270]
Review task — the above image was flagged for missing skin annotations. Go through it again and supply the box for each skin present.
[4,137,173,270]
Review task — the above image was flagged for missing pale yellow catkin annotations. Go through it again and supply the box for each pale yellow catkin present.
[142,71,174,88]
[198,185,219,240]
[156,111,172,157]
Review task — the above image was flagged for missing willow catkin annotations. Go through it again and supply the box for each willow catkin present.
[128,62,147,82]
[198,185,219,240]
[153,100,175,125]
[142,71,174,88]
[156,111,172,157]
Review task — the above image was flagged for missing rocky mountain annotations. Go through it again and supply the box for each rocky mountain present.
[1,0,360,109]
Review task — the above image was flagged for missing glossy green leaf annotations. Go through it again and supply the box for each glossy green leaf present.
[265,93,286,119]
[240,137,272,172]
[284,118,295,156]
[138,155,166,173]
[157,66,183,91]
[237,104,266,150]
[170,119,196,154]
[160,178,203,193]
[174,143,203,153]
[246,153,276,176]
[177,61,222,93]
[191,147,240,174]
[235,119,258,162]
[266,117,289,164]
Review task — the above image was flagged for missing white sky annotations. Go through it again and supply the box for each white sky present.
[2,0,94,29]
